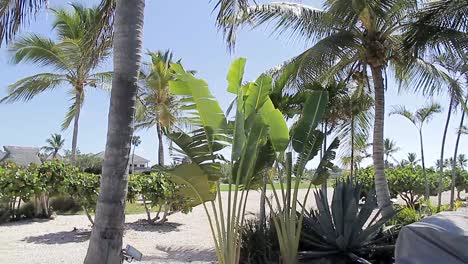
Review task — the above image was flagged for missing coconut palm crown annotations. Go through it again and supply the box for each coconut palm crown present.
[1,4,113,163]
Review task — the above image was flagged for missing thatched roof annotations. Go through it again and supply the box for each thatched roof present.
[0,146,42,166]
[94,151,150,164]
[45,153,63,161]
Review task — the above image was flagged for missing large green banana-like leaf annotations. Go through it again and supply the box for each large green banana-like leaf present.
[232,113,269,185]
[169,63,228,143]
[227,57,246,94]
[291,90,329,176]
[258,99,289,153]
[244,74,272,117]
[167,163,216,207]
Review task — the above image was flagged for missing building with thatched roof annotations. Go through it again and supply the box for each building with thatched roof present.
[0,146,42,166]
[94,151,151,173]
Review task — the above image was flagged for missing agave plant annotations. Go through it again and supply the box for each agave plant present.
[300,180,396,263]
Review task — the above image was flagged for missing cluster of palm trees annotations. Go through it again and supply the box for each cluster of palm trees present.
[1,0,467,262]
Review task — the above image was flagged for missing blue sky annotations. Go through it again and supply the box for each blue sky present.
[0,0,464,168]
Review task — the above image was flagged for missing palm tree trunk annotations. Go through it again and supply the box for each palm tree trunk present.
[131,145,136,174]
[419,129,429,200]
[321,122,328,197]
[157,122,164,166]
[84,0,145,263]
[350,115,355,181]
[370,65,393,217]
[450,102,466,209]
[437,100,453,211]
[70,90,82,165]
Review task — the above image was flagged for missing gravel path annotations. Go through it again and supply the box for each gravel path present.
[0,189,463,264]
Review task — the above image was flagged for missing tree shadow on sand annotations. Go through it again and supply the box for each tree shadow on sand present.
[22,229,90,244]
[143,245,216,263]
[125,220,182,233]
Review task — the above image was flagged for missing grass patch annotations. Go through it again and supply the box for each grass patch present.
[218,182,316,192]
[56,202,148,216]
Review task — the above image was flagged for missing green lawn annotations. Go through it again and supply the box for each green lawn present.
[218,182,316,192]
[57,182,325,216]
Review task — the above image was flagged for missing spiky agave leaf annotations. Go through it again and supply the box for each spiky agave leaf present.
[300,180,395,261]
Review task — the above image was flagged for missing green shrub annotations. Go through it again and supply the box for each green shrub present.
[49,196,81,213]
[389,206,422,226]
[240,216,279,264]
[128,171,193,224]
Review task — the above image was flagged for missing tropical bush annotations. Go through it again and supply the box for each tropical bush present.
[388,206,422,227]
[343,166,452,207]
[36,161,78,217]
[239,216,279,264]
[128,172,193,224]
[0,162,40,220]
[62,172,100,225]
[454,169,468,199]
[300,180,397,264]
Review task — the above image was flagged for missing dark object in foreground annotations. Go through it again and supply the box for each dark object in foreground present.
[396,211,468,264]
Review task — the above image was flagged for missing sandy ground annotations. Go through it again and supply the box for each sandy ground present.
[0,189,464,264]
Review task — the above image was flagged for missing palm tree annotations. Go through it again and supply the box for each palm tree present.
[136,50,188,166]
[41,133,65,159]
[406,153,420,167]
[338,89,373,180]
[458,154,467,170]
[131,135,142,173]
[390,102,442,199]
[451,97,467,208]
[434,55,467,210]
[384,138,400,167]
[216,0,458,216]
[84,0,145,262]
[1,4,113,164]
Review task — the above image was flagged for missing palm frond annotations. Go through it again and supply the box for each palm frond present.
[235,2,328,45]
[61,91,84,130]
[389,105,416,124]
[0,0,48,45]
[1,73,67,103]
[213,0,250,50]
[87,71,113,91]
[275,31,360,88]
[9,34,71,71]
[403,0,468,56]
[415,102,442,123]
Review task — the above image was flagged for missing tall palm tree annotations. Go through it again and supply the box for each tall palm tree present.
[42,133,65,159]
[338,89,373,180]
[390,102,442,199]
[458,154,467,170]
[216,0,457,216]
[406,153,420,167]
[84,0,145,262]
[434,54,467,210]
[384,138,400,167]
[1,4,113,164]
[136,50,188,166]
[451,99,467,207]
[131,135,142,173]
